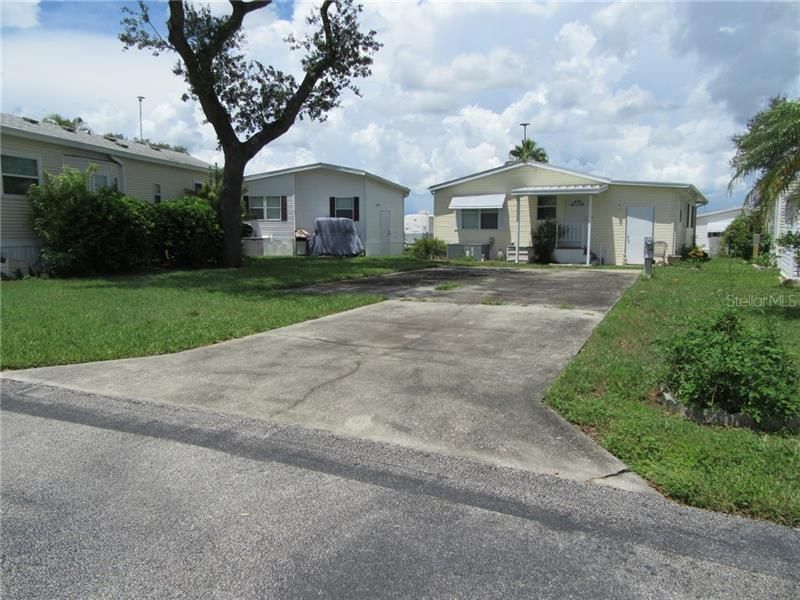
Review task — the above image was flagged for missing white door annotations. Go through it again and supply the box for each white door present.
[380,210,391,255]
[625,206,655,264]
[563,197,588,246]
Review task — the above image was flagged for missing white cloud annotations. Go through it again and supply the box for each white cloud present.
[1,0,40,29]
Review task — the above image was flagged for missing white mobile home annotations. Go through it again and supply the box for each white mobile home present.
[242,163,408,256]
[695,207,744,256]
[429,161,708,265]
[1,113,211,271]
[771,191,800,281]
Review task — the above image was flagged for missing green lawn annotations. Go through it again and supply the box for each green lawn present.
[545,258,800,526]
[0,256,434,369]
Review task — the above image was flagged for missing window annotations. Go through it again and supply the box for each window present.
[537,195,557,220]
[334,197,354,219]
[248,196,282,220]
[461,209,499,230]
[691,205,696,228]
[194,181,204,193]
[91,174,109,191]
[153,183,162,204]
[1,154,39,195]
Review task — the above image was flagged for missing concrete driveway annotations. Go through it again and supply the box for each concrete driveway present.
[4,267,646,491]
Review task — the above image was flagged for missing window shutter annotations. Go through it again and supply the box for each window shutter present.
[353,196,360,221]
[330,197,336,217]
[281,196,288,222]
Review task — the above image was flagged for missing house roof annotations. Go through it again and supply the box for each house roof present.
[428,160,708,204]
[697,206,745,219]
[1,113,211,171]
[245,162,410,195]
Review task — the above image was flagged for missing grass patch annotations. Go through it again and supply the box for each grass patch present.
[1,256,434,369]
[434,281,462,291]
[545,258,800,526]
[480,296,505,305]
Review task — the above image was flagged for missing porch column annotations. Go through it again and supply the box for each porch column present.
[585,195,593,266]
[516,196,521,263]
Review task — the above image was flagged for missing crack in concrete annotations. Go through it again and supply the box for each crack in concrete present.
[269,359,364,418]
[591,468,631,481]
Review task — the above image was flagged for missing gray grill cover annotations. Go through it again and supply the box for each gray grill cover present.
[308,217,365,257]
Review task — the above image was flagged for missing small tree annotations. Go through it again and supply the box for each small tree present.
[721,212,770,260]
[509,138,548,163]
[120,0,381,267]
[532,219,557,263]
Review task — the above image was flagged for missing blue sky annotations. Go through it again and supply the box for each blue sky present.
[2,1,799,214]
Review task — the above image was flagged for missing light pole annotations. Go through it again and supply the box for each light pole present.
[137,96,145,141]
[520,122,530,143]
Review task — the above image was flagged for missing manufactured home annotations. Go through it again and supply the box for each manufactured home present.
[695,207,744,256]
[770,191,800,281]
[242,163,408,256]
[430,161,708,265]
[1,113,211,272]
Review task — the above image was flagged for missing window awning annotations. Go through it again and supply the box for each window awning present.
[511,184,608,196]
[448,194,506,210]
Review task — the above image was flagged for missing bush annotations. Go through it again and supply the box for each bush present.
[661,310,799,424]
[153,197,223,268]
[532,220,557,263]
[680,245,710,263]
[407,236,446,260]
[721,212,770,260]
[31,168,155,276]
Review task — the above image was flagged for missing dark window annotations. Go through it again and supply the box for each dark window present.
[480,209,499,229]
[461,209,498,230]
[537,195,557,220]
[1,154,39,195]
[153,183,162,204]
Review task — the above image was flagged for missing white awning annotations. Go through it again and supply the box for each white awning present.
[511,184,608,196]
[448,194,506,210]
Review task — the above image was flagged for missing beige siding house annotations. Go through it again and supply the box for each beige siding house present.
[430,161,707,265]
[243,163,408,256]
[1,113,211,271]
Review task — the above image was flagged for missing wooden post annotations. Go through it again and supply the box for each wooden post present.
[753,233,760,261]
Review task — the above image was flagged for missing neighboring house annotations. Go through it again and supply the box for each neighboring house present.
[770,191,800,281]
[695,207,744,256]
[429,161,708,264]
[242,163,409,256]
[404,210,434,245]
[1,113,211,272]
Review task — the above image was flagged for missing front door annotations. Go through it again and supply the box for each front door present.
[625,206,655,264]
[562,197,588,247]
[380,210,391,255]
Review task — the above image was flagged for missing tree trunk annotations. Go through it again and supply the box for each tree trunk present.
[219,152,246,268]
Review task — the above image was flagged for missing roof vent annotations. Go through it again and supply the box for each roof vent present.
[76,123,94,135]
[61,126,76,133]
[149,145,162,151]
[104,134,118,142]
[22,117,39,125]
[115,141,129,148]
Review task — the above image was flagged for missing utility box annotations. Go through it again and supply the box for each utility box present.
[644,237,654,277]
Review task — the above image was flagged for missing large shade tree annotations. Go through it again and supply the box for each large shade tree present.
[509,138,548,163]
[729,96,800,212]
[120,0,381,267]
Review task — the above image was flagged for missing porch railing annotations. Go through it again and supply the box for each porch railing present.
[557,222,587,248]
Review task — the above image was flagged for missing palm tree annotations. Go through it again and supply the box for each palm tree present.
[729,96,800,211]
[43,113,85,129]
[509,138,549,163]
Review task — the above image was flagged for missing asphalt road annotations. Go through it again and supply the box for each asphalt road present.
[2,381,798,599]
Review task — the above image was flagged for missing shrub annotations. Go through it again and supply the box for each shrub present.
[407,236,446,260]
[721,212,770,260]
[532,220,557,263]
[680,245,710,263]
[660,310,799,424]
[30,168,155,276]
[153,197,223,268]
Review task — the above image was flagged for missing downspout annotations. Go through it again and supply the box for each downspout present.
[516,196,521,263]
[108,155,125,194]
[585,195,593,266]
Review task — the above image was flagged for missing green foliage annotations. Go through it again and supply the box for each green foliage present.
[777,230,800,262]
[509,137,548,163]
[30,168,155,276]
[532,220,557,263]
[43,113,85,128]
[407,236,447,260]
[153,198,223,268]
[661,310,799,424]
[721,212,770,259]
[730,96,800,210]
[680,245,710,263]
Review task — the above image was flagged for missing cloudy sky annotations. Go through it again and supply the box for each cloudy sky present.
[2,1,798,213]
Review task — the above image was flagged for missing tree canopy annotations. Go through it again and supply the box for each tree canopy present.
[43,114,85,129]
[120,0,381,267]
[729,96,800,210]
[509,138,548,163]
